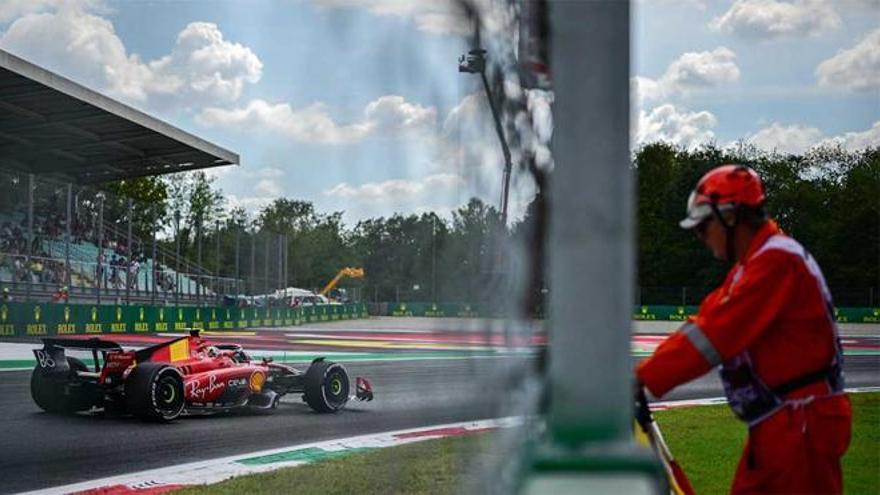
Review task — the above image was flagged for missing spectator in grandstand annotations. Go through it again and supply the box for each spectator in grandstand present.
[128,257,140,289]
[636,165,850,494]
[51,285,68,304]
[13,256,26,282]
[29,257,44,284]
[109,254,121,288]
[96,253,105,286]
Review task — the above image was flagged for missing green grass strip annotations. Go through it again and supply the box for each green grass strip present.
[179,393,879,495]
[654,392,879,494]
[177,434,486,495]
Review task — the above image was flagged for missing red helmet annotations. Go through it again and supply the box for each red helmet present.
[680,164,765,229]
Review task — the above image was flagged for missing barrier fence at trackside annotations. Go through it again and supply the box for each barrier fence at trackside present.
[0,302,369,337]
[377,302,880,324]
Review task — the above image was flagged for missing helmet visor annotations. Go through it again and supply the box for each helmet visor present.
[679,191,735,229]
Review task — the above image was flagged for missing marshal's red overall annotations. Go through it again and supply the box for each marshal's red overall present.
[637,221,852,494]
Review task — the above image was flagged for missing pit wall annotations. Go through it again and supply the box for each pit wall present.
[379,302,880,324]
[0,302,369,337]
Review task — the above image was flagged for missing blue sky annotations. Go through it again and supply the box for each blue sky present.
[1,0,877,226]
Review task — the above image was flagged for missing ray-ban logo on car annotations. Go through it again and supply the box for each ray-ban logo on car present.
[35,350,55,368]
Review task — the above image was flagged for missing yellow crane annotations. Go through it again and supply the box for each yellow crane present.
[320,267,365,297]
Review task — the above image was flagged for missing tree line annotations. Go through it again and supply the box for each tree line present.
[102,143,878,306]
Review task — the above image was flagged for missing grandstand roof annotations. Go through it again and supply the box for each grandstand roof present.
[0,49,238,184]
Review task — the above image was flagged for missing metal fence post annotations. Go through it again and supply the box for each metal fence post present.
[25,174,34,302]
[96,194,104,305]
[151,225,157,305]
[174,210,180,307]
[215,219,221,306]
[263,232,269,297]
[126,198,133,304]
[65,183,72,289]
[277,233,283,292]
[541,0,634,467]
[196,216,202,306]
[250,230,256,297]
[235,221,241,294]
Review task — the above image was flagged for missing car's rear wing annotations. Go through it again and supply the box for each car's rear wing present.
[40,337,123,351]
[34,337,124,374]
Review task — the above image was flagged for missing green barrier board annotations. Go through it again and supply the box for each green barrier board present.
[0,302,367,337]
[383,302,879,324]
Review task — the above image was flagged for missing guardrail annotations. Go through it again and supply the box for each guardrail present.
[0,302,369,337]
[378,302,880,324]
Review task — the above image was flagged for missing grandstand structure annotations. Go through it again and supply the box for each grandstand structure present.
[0,48,240,306]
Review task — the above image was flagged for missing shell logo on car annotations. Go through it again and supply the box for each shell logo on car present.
[249,371,266,393]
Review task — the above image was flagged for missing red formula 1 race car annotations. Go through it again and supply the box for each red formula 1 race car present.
[30,330,373,421]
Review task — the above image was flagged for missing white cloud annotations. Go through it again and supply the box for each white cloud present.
[710,0,842,39]
[257,167,285,178]
[197,95,435,145]
[745,120,880,153]
[820,121,880,150]
[633,0,706,8]
[323,173,468,222]
[254,179,283,197]
[313,0,472,35]
[325,173,464,203]
[816,28,880,92]
[0,5,261,109]
[0,0,105,23]
[636,104,718,149]
[633,47,740,104]
[746,122,824,154]
[225,194,274,215]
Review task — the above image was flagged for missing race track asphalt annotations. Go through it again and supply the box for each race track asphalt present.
[1,330,877,493]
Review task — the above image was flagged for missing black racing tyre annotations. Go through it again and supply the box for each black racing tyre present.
[30,357,96,414]
[124,363,185,422]
[303,360,350,413]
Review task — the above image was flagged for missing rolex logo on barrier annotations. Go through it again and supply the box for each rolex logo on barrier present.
[1,305,7,322]
[212,309,216,320]
[196,309,201,320]
[139,307,145,321]
[159,308,165,321]
[34,306,41,322]
[91,307,97,322]
[64,306,70,322]
[116,307,122,321]
[178,308,183,320]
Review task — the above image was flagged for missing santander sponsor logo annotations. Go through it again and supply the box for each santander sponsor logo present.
[188,374,225,400]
